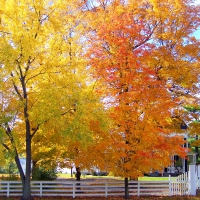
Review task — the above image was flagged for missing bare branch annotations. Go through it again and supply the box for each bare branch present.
[133,24,157,50]
[1,142,10,151]
[11,80,23,101]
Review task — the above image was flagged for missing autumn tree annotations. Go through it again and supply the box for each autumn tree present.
[31,83,112,181]
[85,0,200,198]
[63,100,114,177]
[0,0,95,199]
[182,104,200,162]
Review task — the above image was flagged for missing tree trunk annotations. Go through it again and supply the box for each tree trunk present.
[124,177,130,199]
[71,167,73,177]
[195,135,198,162]
[21,178,31,200]
[15,152,25,184]
[76,167,81,181]
[76,167,81,191]
[21,123,32,200]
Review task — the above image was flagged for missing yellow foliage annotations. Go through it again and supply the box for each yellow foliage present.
[0,0,199,182]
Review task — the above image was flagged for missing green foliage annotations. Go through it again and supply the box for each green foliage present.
[184,105,200,113]
[7,162,18,174]
[32,167,57,181]
[0,159,18,174]
[0,167,6,173]
[174,160,183,168]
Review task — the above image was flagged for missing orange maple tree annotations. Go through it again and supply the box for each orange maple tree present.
[85,0,199,185]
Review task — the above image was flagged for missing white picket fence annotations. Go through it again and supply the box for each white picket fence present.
[0,165,198,198]
[170,172,189,195]
[0,179,188,198]
[170,164,199,196]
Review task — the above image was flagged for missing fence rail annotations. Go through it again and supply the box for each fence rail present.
[0,179,180,198]
[1,165,197,197]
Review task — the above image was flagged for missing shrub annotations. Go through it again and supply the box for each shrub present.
[32,167,57,181]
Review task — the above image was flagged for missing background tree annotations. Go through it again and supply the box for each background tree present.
[30,83,111,180]
[183,105,200,162]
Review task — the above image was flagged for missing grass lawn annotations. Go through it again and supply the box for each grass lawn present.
[138,176,172,181]
[57,173,123,180]
[57,173,173,181]
[0,173,172,181]
[57,173,73,179]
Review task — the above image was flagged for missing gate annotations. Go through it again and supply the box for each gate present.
[170,164,197,196]
[170,172,189,195]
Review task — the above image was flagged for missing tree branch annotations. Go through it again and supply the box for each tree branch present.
[1,142,10,151]
[25,69,46,84]
[31,125,40,139]
[11,82,23,101]
[62,108,76,116]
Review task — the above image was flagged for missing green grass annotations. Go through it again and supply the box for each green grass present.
[0,173,175,182]
[138,176,171,181]
[57,173,123,180]
[57,173,175,181]
[57,173,73,178]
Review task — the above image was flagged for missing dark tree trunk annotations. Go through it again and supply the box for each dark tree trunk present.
[21,77,32,200]
[196,135,199,162]
[21,121,32,200]
[71,167,73,177]
[76,167,81,181]
[15,151,25,185]
[76,167,81,191]
[124,177,130,199]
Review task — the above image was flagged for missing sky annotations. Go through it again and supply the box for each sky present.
[192,0,200,39]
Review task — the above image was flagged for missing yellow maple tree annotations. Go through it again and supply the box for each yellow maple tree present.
[0,0,93,199]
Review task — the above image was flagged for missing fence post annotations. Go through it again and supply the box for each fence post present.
[7,182,10,197]
[73,182,75,198]
[197,165,200,189]
[105,182,108,197]
[189,164,196,195]
[169,175,172,196]
[198,165,200,178]
[137,181,140,196]
[40,182,42,196]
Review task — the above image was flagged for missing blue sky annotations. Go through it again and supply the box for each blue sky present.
[193,0,200,39]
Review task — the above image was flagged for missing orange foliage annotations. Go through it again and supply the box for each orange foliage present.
[84,0,199,178]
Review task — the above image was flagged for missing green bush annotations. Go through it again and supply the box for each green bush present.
[32,167,57,181]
